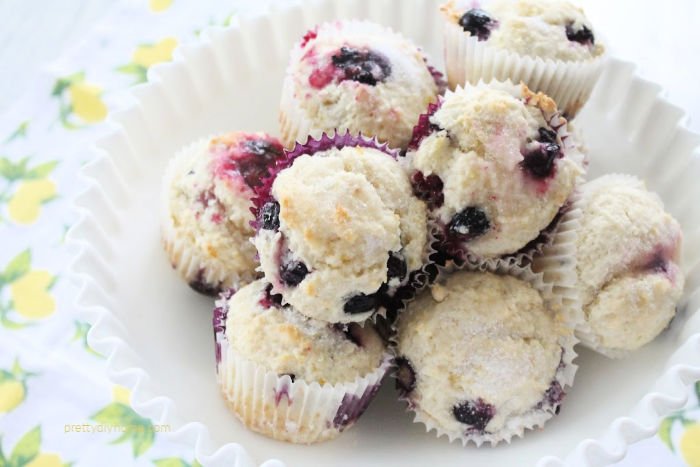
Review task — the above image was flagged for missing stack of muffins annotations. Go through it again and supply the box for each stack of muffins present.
[160,0,685,447]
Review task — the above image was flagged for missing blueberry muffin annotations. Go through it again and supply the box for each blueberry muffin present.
[253,134,429,323]
[441,0,605,116]
[161,132,284,295]
[215,279,389,443]
[575,175,684,356]
[395,271,574,445]
[405,82,583,262]
[279,20,444,149]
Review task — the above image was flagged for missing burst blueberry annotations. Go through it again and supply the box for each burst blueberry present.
[458,9,496,41]
[448,206,490,240]
[565,23,595,46]
[331,46,392,86]
[411,171,444,210]
[280,260,309,286]
[344,293,378,315]
[521,127,562,179]
[452,398,495,432]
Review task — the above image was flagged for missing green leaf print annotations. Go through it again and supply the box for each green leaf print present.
[8,426,40,467]
[51,72,85,97]
[0,157,29,182]
[91,403,156,457]
[71,321,103,358]
[153,458,201,467]
[1,250,30,285]
[131,428,155,457]
[4,121,29,143]
[92,402,137,426]
[115,63,148,84]
[24,161,58,180]
[658,417,675,451]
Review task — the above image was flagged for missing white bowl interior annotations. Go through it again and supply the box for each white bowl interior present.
[72,0,700,466]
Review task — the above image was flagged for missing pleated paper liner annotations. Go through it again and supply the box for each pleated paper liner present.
[213,292,392,444]
[161,138,258,296]
[278,19,446,149]
[441,4,606,118]
[393,260,579,446]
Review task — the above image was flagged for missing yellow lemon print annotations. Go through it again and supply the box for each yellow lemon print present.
[68,82,108,123]
[681,423,700,467]
[25,453,63,467]
[7,179,56,225]
[0,379,25,413]
[112,385,132,405]
[10,270,55,319]
[149,0,172,12]
[133,38,178,68]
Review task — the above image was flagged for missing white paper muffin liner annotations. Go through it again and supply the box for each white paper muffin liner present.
[394,256,579,446]
[568,173,684,359]
[161,138,257,295]
[213,295,392,443]
[442,12,605,117]
[427,80,587,273]
[279,19,444,149]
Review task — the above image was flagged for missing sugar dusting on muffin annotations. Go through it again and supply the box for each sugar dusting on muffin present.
[575,174,684,355]
[404,82,583,260]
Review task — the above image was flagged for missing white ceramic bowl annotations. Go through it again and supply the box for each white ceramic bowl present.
[68,0,700,465]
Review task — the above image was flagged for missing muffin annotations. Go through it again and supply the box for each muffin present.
[253,133,429,324]
[214,279,389,443]
[394,271,575,445]
[279,20,444,149]
[441,0,605,117]
[161,132,284,295]
[404,82,583,263]
[574,175,684,357]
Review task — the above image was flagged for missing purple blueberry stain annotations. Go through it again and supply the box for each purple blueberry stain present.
[646,253,669,274]
[260,201,280,230]
[234,139,284,188]
[448,206,490,240]
[279,260,309,287]
[259,283,284,309]
[274,384,293,406]
[452,398,495,433]
[565,23,595,46]
[537,380,566,415]
[213,293,231,367]
[332,383,382,430]
[394,356,416,396]
[189,269,221,296]
[331,46,392,86]
[411,171,444,210]
[407,101,443,150]
[458,9,497,41]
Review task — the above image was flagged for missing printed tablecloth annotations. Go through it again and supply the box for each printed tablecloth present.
[0,1,698,466]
